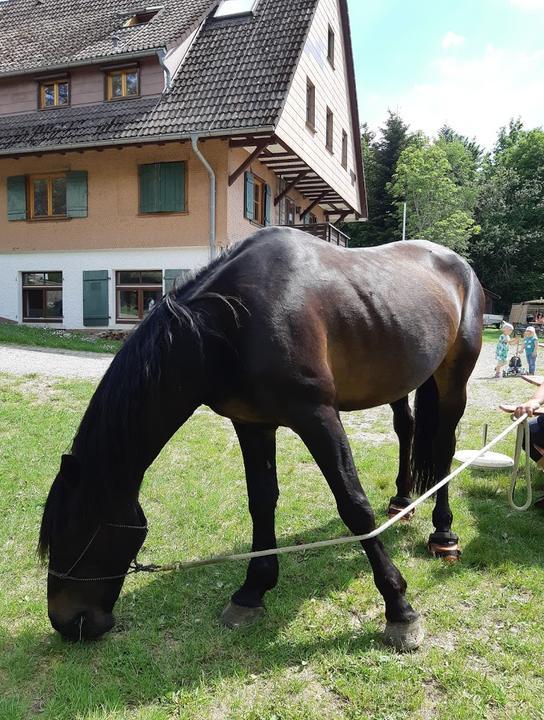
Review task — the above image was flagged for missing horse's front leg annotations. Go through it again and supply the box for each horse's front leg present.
[221,423,279,629]
[293,404,423,651]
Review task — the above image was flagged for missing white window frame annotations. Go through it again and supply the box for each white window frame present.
[214,0,258,18]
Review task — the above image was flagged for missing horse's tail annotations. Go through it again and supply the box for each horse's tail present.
[411,375,440,496]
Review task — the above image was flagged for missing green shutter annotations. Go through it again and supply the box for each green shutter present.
[139,163,160,213]
[66,171,88,218]
[164,268,190,294]
[159,162,185,213]
[7,175,27,221]
[83,270,109,327]
[264,184,271,226]
[244,171,254,221]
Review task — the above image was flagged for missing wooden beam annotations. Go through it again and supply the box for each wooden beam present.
[228,140,269,186]
[274,171,309,206]
[229,136,274,148]
[300,190,329,219]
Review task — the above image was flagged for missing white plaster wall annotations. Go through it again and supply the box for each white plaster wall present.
[0,246,209,329]
[275,0,361,212]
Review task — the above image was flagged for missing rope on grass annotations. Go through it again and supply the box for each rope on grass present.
[137,414,531,574]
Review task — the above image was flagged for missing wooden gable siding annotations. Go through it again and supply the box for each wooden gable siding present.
[0,56,164,117]
[275,0,361,213]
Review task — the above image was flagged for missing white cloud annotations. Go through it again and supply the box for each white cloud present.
[360,44,544,148]
[442,31,465,49]
[510,0,544,9]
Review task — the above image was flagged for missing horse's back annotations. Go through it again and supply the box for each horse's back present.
[202,230,483,417]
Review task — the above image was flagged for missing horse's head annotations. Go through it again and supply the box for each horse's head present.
[39,454,147,641]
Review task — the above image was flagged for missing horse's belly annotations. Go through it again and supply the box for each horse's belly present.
[331,343,446,411]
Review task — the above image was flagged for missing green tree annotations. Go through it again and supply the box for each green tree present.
[471,123,544,309]
[348,111,411,247]
[389,138,479,254]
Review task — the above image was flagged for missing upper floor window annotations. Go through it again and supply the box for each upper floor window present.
[39,79,70,109]
[29,173,67,219]
[341,129,348,169]
[327,25,335,67]
[106,68,139,101]
[214,0,258,17]
[306,78,316,131]
[139,162,186,214]
[326,107,334,153]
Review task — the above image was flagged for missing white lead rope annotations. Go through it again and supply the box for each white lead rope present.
[146,414,531,573]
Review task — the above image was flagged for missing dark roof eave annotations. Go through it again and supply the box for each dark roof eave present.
[0,125,277,157]
[0,48,164,79]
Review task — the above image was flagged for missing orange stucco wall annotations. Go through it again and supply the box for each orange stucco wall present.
[0,142,329,255]
[0,141,230,253]
[226,147,326,246]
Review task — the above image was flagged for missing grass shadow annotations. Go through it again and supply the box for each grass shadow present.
[3,516,419,719]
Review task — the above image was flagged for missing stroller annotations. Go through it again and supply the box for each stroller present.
[502,351,528,377]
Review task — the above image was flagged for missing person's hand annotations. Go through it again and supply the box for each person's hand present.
[514,399,541,418]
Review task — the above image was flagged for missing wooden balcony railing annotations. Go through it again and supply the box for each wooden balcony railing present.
[289,222,349,247]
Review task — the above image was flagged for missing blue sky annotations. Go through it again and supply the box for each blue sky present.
[348,0,544,147]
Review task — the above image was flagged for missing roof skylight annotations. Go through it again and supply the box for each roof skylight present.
[214,0,258,18]
[122,6,162,27]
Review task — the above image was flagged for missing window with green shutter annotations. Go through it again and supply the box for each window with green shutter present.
[139,162,186,214]
[7,176,27,221]
[244,171,271,226]
[83,270,109,327]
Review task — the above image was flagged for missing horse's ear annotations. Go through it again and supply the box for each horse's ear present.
[59,454,80,483]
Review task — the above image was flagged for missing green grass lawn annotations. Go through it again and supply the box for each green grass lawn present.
[0,324,123,354]
[1,372,544,719]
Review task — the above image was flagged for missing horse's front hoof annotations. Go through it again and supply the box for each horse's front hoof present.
[428,532,461,563]
[220,601,265,629]
[387,496,415,522]
[387,504,415,522]
[383,617,424,652]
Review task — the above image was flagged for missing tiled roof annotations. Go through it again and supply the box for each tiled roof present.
[0,0,217,75]
[0,97,160,152]
[0,0,319,152]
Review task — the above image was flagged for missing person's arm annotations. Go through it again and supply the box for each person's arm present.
[514,383,544,417]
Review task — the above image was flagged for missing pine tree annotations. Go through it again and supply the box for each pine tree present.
[348,111,411,247]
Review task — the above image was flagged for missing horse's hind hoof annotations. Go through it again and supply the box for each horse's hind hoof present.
[428,532,461,563]
[220,601,265,629]
[383,618,424,652]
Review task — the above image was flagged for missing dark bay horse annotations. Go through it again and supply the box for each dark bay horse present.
[39,228,483,650]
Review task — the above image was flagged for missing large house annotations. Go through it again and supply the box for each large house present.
[0,0,367,329]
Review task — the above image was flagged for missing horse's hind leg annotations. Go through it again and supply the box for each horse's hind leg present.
[294,404,423,651]
[221,423,279,629]
[428,341,479,562]
[388,397,415,520]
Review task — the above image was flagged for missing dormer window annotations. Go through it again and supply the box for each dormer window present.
[214,0,258,18]
[39,79,70,109]
[106,68,140,100]
[122,7,161,26]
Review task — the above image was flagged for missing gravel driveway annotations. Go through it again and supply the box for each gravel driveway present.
[0,344,113,379]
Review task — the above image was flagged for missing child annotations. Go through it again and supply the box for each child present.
[495,322,518,377]
[523,326,538,375]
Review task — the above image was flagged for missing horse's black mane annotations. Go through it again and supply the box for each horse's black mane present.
[38,243,242,559]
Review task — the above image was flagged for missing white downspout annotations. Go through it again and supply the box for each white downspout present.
[191,134,217,261]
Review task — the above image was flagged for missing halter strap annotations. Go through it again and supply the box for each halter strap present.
[48,522,148,582]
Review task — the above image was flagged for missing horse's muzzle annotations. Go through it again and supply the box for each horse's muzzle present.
[49,609,115,641]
